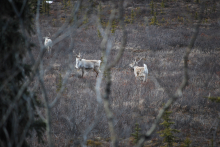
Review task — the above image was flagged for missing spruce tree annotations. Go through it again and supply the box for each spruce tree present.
[183,137,192,147]
[205,96,220,103]
[131,123,141,144]
[0,0,46,146]
[30,0,43,14]
[150,0,154,15]
[157,109,180,147]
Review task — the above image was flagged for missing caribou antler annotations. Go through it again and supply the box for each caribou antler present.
[136,57,142,63]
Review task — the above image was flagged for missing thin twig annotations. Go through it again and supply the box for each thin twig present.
[136,1,205,146]
[35,0,53,146]
[95,1,126,147]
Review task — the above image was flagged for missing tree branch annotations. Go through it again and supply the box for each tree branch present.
[136,1,205,146]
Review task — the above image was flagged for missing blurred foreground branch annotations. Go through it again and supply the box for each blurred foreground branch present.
[96,1,126,147]
[137,1,205,147]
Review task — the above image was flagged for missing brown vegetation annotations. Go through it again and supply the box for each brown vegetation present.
[25,0,220,146]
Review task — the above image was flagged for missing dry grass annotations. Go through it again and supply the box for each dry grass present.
[27,0,220,146]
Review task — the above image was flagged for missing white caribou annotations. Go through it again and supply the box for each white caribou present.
[129,58,148,82]
[75,53,101,78]
[44,37,52,54]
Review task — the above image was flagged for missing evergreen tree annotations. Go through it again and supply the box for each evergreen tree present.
[204,96,220,147]
[157,109,180,147]
[0,0,46,146]
[150,0,154,14]
[131,123,141,144]
[30,0,44,14]
[150,12,158,25]
[205,96,220,103]
[183,137,192,147]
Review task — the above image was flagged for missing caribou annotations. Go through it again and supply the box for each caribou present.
[129,58,148,82]
[75,53,102,78]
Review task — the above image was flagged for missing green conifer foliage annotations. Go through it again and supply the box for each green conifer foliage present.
[30,0,44,14]
[183,137,192,147]
[130,10,136,23]
[150,12,158,25]
[204,95,220,147]
[97,29,102,38]
[111,20,117,33]
[83,13,89,24]
[205,96,220,103]
[150,0,154,14]
[157,109,180,147]
[195,12,198,20]
[161,2,164,14]
[41,0,50,15]
[0,0,46,146]
[131,123,141,144]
